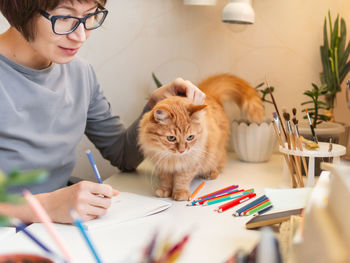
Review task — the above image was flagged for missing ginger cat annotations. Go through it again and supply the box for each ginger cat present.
[138,74,264,201]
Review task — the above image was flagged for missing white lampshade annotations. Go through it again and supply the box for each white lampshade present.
[222,0,255,24]
[184,0,217,6]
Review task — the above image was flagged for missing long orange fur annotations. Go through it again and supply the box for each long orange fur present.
[138,74,264,201]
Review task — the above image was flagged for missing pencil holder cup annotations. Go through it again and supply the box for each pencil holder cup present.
[231,120,277,162]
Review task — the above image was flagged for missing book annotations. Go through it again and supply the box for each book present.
[82,192,172,230]
[245,208,303,229]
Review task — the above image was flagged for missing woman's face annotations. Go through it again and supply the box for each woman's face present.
[30,0,98,66]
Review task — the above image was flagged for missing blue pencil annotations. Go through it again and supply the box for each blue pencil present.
[12,219,66,262]
[70,209,103,263]
[253,204,273,216]
[233,195,268,216]
[86,149,103,184]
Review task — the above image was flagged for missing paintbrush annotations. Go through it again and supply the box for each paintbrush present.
[283,110,304,187]
[265,77,287,141]
[272,112,297,188]
[291,109,309,176]
[305,108,318,143]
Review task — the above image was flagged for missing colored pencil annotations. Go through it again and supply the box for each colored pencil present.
[23,190,73,263]
[203,189,255,206]
[194,189,244,206]
[216,192,256,213]
[70,209,103,263]
[187,189,241,206]
[246,201,272,216]
[195,185,239,201]
[12,219,65,262]
[253,204,273,216]
[233,195,268,216]
[188,181,205,201]
[242,198,270,216]
[86,149,103,184]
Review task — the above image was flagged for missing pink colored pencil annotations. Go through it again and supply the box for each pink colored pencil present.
[23,190,73,263]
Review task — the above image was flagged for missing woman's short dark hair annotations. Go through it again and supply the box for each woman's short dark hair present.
[0,0,107,41]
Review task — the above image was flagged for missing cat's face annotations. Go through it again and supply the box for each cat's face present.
[140,97,207,156]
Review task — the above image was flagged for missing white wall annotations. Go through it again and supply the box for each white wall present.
[1,0,350,180]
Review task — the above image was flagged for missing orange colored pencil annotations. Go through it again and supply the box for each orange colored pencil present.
[195,184,239,200]
[188,181,205,201]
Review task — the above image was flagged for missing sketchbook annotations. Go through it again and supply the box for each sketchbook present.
[82,192,172,230]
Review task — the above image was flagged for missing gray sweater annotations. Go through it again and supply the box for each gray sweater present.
[0,54,146,194]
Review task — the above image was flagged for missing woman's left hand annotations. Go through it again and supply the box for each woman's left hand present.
[148,77,206,108]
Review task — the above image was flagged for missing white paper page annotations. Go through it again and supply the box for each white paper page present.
[264,187,313,212]
[83,192,172,230]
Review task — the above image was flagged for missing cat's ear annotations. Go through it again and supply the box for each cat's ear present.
[153,108,172,124]
[188,104,207,122]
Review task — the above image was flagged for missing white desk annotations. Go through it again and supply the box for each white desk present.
[0,153,284,263]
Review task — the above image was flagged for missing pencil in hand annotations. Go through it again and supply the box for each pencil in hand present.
[86,149,103,184]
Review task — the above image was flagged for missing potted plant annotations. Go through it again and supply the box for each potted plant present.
[319,11,350,120]
[298,10,350,144]
[231,82,277,163]
[0,169,53,263]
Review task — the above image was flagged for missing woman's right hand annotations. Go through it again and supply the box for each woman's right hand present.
[36,181,119,223]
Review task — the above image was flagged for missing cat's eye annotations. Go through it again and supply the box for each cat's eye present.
[187,135,195,141]
[167,136,176,142]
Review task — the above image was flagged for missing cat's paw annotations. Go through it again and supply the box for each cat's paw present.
[155,187,172,198]
[208,170,219,179]
[172,190,190,201]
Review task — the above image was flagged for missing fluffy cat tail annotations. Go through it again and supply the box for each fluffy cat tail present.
[198,73,264,123]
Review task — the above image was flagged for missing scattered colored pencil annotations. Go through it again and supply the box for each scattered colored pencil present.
[242,199,270,216]
[23,190,73,263]
[195,184,239,201]
[216,192,256,213]
[253,204,273,216]
[187,189,241,206]
[233,195,268,216]
[188,181,205,201]
[203,189,255,206]
[245,201,272,216]
[70,209,103,263]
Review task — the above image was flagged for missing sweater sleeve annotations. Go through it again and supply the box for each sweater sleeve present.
[84,66,150,171]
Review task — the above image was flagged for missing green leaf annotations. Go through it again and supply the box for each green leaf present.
[0,215,10,227]
[152,72,163,89]
[0,170,6,186]
[338,18,346,62]
[0,194,24,204]
[301,101,314,105]
[255,82,265,89]
[7,169,48,186]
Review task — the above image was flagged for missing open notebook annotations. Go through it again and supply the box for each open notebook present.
[82,192,172,230]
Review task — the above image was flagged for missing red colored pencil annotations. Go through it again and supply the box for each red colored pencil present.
[215,192,256,213]
[195,185,239,200]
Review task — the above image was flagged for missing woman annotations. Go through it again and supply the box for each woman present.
[0,0,205,223]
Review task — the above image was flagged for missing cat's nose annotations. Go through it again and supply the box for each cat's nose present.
[178,149,185,154]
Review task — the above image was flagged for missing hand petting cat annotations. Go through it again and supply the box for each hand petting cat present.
[147,77,206,108]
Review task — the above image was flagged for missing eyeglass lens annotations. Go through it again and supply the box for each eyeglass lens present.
[54,11,105,34]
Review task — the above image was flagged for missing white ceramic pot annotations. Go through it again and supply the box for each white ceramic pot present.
[231,120,277,162]
[183,0,217,5]
[297,121,345,142]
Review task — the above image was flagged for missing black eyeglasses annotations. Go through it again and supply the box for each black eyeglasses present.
[40,9,108,35]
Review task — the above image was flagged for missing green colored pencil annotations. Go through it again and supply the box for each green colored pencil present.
[246,201,272,216]
[204,190,254,206]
